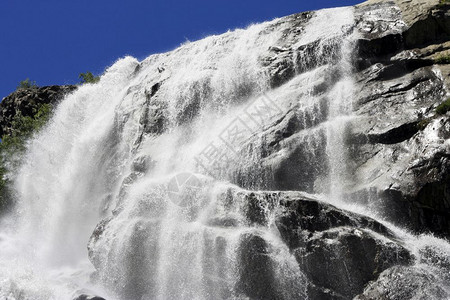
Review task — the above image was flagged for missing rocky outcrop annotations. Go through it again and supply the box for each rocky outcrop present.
[0,85,77,137]
[88,185,414,300]
[275,195,412,299]
[355,264,450,299]
[348,0,450,237]
[240,0,450,238]
[1,1,448,299]
[107,0,447,241]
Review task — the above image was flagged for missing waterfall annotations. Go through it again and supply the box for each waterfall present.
[0,3,449,300]
[325,37,355,201]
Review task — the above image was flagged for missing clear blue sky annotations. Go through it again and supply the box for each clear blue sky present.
[0,0,362,99]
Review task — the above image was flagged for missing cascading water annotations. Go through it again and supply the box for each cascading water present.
[0,3,450,300]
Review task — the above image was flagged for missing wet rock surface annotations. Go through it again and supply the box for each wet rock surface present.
[236,233,279,300]
[0,1,449,299]
[84,2,450,296]
[348,0,450,237]
[89,187,414,300]
[251,0,450,237]
[3,2,446,243]
[275,195,412,299]
[355,265,450,300]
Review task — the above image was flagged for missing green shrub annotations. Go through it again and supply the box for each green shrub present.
[435,55,450,64]
[436,98,450,115]
[416,118,431,131]
[79,71,100,84]
[17,78,38,90]
[439,0,450,4]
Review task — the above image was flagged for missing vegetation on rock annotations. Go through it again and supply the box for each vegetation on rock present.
[17,78,38,90]
[416,118,431,131]
[0,102,53,211]
[435,54,450,64]
[436,98,450,115]
[79,71,100,84]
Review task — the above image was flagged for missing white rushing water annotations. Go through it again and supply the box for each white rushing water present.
[0,4,449,300]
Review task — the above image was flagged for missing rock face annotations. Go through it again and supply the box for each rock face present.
[275,196,412,299]
[1,1,447,238]
[355,265,450,300]
[246,0,450,237]
[1,1,449,300]
[88,186,414,300]
[0,85,77,136]
[348,0,450,237]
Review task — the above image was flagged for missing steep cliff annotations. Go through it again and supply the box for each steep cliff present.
[351,0,450,237]
[243,0,450,237]
[0,1,449,300]
[84,1,448,299]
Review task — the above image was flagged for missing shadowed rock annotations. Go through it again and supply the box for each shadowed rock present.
[0,85,77,136]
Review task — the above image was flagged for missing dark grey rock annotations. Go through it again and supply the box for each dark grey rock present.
[275,195,412,299]
[89,187,415,300]
[73,294,106,300]
[250,0,450,238]
[355,266,450,300]
[296,228,411,299]
[0,85,77,137]
[236,233,279,300]
[275,197,393,249]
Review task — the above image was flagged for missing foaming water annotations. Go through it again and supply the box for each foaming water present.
[0,57,140,300]
[0,4,449,300]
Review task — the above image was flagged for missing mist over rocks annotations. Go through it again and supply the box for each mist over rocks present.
[0,0,449,299]
[88,186,415,300]
[243,0,450,237]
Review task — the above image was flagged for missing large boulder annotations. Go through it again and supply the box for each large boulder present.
[275,195,412,299]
